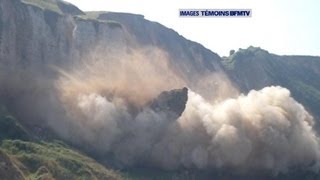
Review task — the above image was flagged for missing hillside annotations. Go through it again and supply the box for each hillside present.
[223,47,320,123]
[0,103,122,180]
[0,0,320,179]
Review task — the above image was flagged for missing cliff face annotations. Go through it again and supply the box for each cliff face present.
[1,0,320,179]
[0,0,224,80]
[1,0,319,127]
[0,0,130,74]
[0,0,229,129]
[96,13,223,80]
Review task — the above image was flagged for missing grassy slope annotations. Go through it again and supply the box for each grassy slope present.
[0,140,122,180]
[0,104,122,180]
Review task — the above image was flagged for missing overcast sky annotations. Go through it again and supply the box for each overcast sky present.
[64,0,319,57]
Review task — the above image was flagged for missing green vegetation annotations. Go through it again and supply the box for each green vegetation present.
[105,21,123,29]
[82,11,106,20]
[21,0,63,14]
[290,80,320,102]
[222,46,320,121]
[286,79,320,120]
[221,56,236,70]
[222,46,269,70]
[20,1,123,30]
[75,12,123,29]
[0,103,122,179]
[0,140,122,180]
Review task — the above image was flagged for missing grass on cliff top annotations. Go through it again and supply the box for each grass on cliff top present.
[75,12,123,29]
[0,140,122,180]
[20,1,123,29]
[82,11,106,20]
[21,0,63,14]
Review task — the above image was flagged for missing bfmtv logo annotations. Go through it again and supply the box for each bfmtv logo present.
[179,9,252,18]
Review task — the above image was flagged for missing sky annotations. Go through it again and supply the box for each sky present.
[64,0,319,57]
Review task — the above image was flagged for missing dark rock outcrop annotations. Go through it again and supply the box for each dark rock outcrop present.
[150,87,188,120]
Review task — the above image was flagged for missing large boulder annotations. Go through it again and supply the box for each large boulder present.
[149,87,188,120]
